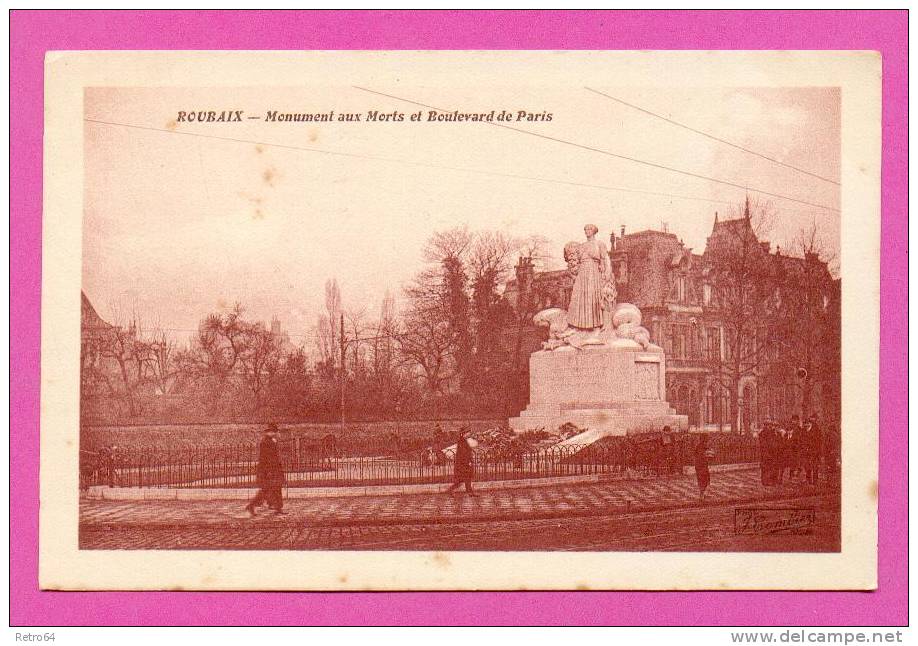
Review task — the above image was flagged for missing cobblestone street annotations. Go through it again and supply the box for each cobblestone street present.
[80,467,840,551]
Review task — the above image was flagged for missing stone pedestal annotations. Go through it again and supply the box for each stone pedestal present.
[509,343,688,440]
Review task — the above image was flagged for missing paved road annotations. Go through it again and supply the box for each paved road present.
[80,494,838,551]
[80,467,839,551]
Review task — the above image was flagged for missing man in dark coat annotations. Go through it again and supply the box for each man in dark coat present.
[802,414,823,485]
[694,433,712,501]
[445,427,478,496]
[245,425,286,516]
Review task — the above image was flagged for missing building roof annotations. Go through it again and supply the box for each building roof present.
[81,291,112,331]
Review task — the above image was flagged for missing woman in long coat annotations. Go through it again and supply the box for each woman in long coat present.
[566,224,610,330]
[694,433,712,501]
[446,428,478,496]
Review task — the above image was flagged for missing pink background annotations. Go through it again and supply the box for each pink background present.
[10,10,907,626]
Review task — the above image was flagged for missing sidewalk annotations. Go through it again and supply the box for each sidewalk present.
[84,463,748,501]
[80,467,836,529]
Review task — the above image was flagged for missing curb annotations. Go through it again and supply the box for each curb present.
[84,463,757,501]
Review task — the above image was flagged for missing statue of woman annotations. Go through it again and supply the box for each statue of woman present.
[566,224,611,330]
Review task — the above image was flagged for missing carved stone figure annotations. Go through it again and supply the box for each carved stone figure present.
[565,224,612,331]
[532,226,660,352]
[607,302,658,350]
[533,307,602,350]
[535,301,658,352]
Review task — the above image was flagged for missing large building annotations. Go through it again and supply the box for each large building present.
[502,210,840,432]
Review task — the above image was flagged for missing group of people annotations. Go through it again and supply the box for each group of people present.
[241,415,835,515]
[757,414,830,486]
[79,445,119,490]
[243,423,481,516]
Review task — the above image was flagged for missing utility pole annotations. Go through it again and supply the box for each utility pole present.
[340,313,345,435]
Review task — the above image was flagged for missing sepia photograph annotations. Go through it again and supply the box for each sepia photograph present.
[36,49,881,592]
[12,7,907,635]
[77,84,843,554]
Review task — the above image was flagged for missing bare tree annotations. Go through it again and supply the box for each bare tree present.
[174,303,249,412]
[238,321,283,412]
[772,220,840,418]
[344,305,368,376]
[313,278,342,377]
[398,299,455,394]
[422,225,472,264]
[371,289,398,377]
[147,330,177,396]
[702,196,781,433]
[518,234,553,267]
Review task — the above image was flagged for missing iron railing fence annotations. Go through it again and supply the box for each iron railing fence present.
[80,433,760,490]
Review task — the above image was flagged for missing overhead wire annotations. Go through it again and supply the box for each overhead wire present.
[84,118,736,207]
[584,87,840,186]
[352,86,840,213]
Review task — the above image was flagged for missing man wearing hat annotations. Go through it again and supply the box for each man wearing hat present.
[245,424,286,516]
[445,427,478,496]
[802,413,823,485]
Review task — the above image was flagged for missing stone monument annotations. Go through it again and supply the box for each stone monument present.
[509,224,688,444]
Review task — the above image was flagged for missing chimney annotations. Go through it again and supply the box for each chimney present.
[620,225,626,238]
[760,241,771,253]
[516,255,534,287]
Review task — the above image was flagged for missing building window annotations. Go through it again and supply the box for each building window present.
[705,386,721,424]
[688,388,698,426]
[670,274,687,303]
[703,283,712,306]
[725,328,736,361]
[666,325,689,359]
[706,327,720,361]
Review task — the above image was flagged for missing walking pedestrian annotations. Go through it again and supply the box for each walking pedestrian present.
[774,425,787,484]
[245,424,286,516]
[803,414,823,485]
[445,427,478,496]
[694,433,713,502]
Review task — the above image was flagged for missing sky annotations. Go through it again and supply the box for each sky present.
[83,85,840,345]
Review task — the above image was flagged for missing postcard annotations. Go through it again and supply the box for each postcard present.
[40,50,880,590]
